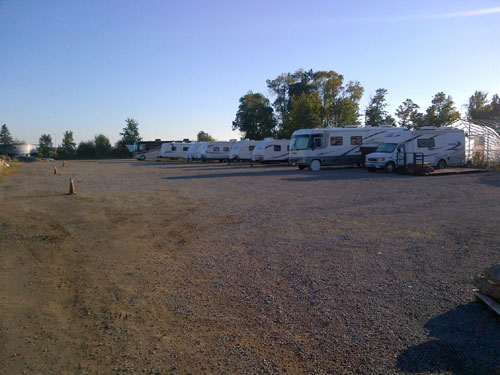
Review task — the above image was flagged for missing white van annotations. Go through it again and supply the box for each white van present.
[229,140,258,161]
[365,127,466,172]
[251,138,290,163]
[289,125,403,171]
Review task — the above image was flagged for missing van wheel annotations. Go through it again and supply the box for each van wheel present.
[310,160,321,171]
[139,155,146,161]
[385,162,395,173]
[437,159,447,169]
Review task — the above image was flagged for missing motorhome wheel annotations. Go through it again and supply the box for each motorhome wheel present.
[437,159,447,169]
[310,160,321,171]
[385,161,395,173]
[139,155,146,161]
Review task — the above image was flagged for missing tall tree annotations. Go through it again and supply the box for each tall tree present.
[232,91,276,139]
[57,130,76,158]
[38,134,53,156]
[491,94,500,120]
[396,99,421,128]
[0,124,14,154]
[365,88,391,126]
[94,134,112,157]
[424,92,460,127]
[119,118,142,145]
[76,140,97,159]
[197,131,216,142]
[284,92,322,138]
[266,73,294,134]
[467,91,490,120]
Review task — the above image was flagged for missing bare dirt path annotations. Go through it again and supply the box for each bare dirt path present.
[1,161,500,375]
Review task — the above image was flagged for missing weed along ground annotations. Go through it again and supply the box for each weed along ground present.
[1,160,500,374]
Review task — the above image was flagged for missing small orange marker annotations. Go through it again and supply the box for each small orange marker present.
[54,166,58,175]
[63,161,66,167]
[69,178,76,195]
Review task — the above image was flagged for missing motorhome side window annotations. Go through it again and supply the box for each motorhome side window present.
[330,137,343,146]
[171,146,176,151]
[249,146,255,151]
[417,138,435,148]
[351,136,362,145]
[183,147,189,151]
[223,147,229,152]
[213,147,220,152]
[287,145,289,151]
[274,145,281,152]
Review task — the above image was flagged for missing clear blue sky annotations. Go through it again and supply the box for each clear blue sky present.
[1,0,499,145]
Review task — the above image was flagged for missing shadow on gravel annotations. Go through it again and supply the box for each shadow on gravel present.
[397,301,500,375]
[478,172,500,188]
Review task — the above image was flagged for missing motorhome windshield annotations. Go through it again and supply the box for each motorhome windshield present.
[290,135,310,150]
[376,143,398,153]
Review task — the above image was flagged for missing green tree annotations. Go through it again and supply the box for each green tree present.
[76,140,97,159]
[119,118,142,144]
[94,134,112,157]
[197,131,216,142]
[491,94,500,120]
[365,88,391,126]
[266,73,294,134]
[232,91,276,139]
[0,124,14,154]
[284,92,322,138]
[38,134,53,156]
[57,130,76,158]
[395,99,421,128]
[467,91,490,120]
[424,92,460,127]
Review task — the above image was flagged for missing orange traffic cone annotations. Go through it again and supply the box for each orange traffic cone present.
[63,161,66,167]
[54,166,58,175]
[69,178,76,195]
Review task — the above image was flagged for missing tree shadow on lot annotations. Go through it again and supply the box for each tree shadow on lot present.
[397,301,500,375]
[162,168,407,181]
[478,172,500,187]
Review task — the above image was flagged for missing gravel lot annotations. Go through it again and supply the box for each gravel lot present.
[1,160,500,375]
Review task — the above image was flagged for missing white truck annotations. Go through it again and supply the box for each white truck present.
[365,127,466,172]
[289,125,403,171]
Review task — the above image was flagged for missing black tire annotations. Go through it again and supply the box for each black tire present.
[385,162,395,173]
[139,155,146,161]
[437,159,447,169]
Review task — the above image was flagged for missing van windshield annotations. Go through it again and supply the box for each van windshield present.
[376,143,398,153]
[290,135,310,150]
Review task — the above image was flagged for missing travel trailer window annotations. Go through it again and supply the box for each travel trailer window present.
[330,137,343,146]
[172,146,176,151]
[287,145,289,151]
[311,135,322,148]
[223,147,229,152]
[274,145,281,152]
[249,145,255,151]
[417,138,435,148]
[213,147,220,152]
[290,135,310,150]
[351,136,362,145]
[183,147,189,151]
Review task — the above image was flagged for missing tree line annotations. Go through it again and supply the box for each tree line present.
[232,68,500,139]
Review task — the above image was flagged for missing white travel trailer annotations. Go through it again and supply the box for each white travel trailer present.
[200,140,236,161]
[184,142,202,160]
[160,142,191,159]
[289,125,403,171]
[229,140,258,161]
[251,138,290,163]
[365,127,466,172]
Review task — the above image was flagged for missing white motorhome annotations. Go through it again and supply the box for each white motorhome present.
[251,138,290,163]
[365,127,466,172]
[160,142,191,159]
[229,140,258,161]
[200,140,236,161]
[134,140,170,160]
[289,125,403,171]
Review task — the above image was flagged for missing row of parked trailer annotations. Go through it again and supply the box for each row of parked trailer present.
[133,125,474,171]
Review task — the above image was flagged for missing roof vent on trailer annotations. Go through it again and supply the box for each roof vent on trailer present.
[155,139,161,142]
[419,126,437,130]
[264,137,273,140]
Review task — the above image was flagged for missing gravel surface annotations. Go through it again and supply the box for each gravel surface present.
[1,160,500,375]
